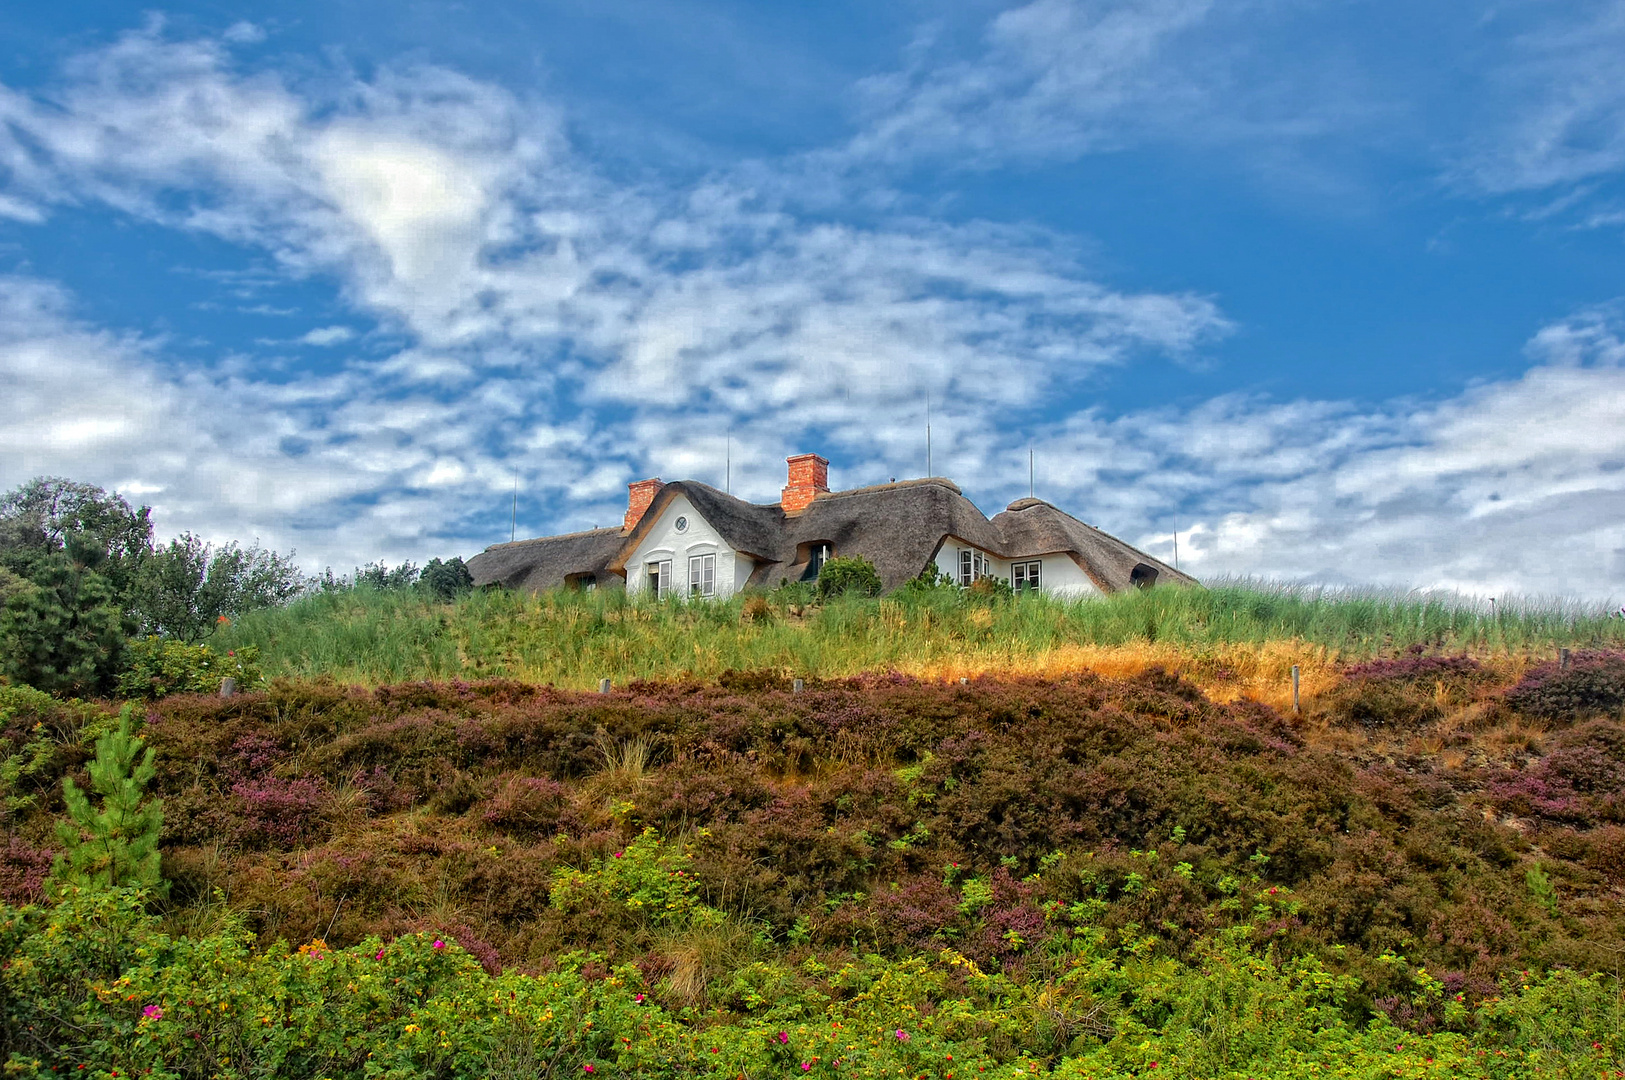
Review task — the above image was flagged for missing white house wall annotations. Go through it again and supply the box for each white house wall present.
[625,495,747,599]
[934,539,1103,599]
[1038,554,1103,599]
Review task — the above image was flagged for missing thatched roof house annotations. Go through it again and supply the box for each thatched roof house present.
[468,453,1196,599]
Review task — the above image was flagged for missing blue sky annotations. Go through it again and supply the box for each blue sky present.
[3,1,1625,597]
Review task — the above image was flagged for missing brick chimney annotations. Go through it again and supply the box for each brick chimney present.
[780,453,829,514]
[625,478,665,532]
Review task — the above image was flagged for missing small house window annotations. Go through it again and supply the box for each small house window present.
[647,559,672,598]
[674,515,689,533]
[959,549,991,586]
[1012,561,1041,592]
[689,553,716,597]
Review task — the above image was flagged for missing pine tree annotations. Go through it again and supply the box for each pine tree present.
[50,704,166,896]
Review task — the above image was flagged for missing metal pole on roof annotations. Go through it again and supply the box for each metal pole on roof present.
[1029,446,1034,498]
[1172,509,1180,572]
[726,432,731,495]
[511,472,518,543]
[926,389,932,478]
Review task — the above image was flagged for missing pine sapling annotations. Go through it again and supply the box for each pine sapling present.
[50,704,166,896]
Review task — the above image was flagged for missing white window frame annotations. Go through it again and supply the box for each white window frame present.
[1012,560,1041,592]
[647,559,672,598]
[959,548,994,587]
[688,552,716,598]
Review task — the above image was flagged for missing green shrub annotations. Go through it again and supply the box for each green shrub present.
[115,636,264,699]
[817,556,882,598]
[0,553,127,696]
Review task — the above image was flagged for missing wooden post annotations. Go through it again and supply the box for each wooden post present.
[219,677,236,698]
[793,678,804,694]
[1559,648,1571,671]
[598,678,611,694]
[1290,666,1300,714]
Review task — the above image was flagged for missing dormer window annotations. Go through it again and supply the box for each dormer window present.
[797,541,835,582]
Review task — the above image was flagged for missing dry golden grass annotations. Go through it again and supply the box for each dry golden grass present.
[906,638,1342,711]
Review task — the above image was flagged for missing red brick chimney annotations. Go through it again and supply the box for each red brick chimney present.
[780,453,829,514]
[625,478,665,532]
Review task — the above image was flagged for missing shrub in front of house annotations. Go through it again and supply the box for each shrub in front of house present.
[817,555,883,598]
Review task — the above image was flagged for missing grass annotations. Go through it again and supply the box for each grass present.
[212,578,1625,693]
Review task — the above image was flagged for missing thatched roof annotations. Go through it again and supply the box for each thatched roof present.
[610,481,784,567]
[467,527,625,590]
[770,478,1006,590]
[991,498,1198,592]
[470,477,1198,595]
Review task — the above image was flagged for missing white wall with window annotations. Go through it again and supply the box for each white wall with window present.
[933,540,1003,587]
[930,543,1103,598]
[625,495,750,599]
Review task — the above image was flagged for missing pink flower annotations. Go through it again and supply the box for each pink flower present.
[777,1032,789,1044]
[894,1029,910,1042]
[634,993,646,1003]
[375,948,385,960]
[433,940,445,949]
[142,1005,163,1020]
[801,1064,811,1072]
[613,852,624,858]
[584,1066,595,1074]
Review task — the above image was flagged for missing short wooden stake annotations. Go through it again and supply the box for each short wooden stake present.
[1559,648,1571,671]
[598,678,611,694]
[219,677,236,699]
[793,678,804,694]
[1290,666,1300,714]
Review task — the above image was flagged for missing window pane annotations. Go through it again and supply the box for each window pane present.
[959,549,972,586]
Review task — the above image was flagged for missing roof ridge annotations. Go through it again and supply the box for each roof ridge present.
[486,525,624,548]
[814,476,963,501]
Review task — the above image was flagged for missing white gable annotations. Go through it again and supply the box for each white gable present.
[625,494,751,598]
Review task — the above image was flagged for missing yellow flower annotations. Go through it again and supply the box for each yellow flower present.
[405,1024,421,1034]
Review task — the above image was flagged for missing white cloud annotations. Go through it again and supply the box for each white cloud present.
[1453,1,1625,207]
[298,326,356,347]
[997,312,1625,599]
[2,20,1623,598]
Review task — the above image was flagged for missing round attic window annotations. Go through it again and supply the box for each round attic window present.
[674,515,689,533]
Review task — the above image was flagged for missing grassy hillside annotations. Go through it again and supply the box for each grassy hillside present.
[3,648,1625,1076]
[212,580,1625,692]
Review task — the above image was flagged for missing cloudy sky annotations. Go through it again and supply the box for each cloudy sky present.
[2,2,1624,598]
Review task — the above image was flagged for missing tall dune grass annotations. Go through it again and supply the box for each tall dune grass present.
[212,578,1625,691]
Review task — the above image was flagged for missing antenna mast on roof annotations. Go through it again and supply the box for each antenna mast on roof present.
[1172,508,1180,572]
[1029,445,1034,498]
[926,389,932,478]
[511,471,518,543]
[726,432,731,495]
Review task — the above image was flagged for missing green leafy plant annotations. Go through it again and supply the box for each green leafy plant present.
[49,704,166,896]
[115,636,263,699]
[817,555,883,598]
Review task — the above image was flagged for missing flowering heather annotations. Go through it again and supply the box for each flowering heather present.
[2,660,1623,1052]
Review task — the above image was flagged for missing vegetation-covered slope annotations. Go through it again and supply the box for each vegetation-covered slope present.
[3,649,1624,1076]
